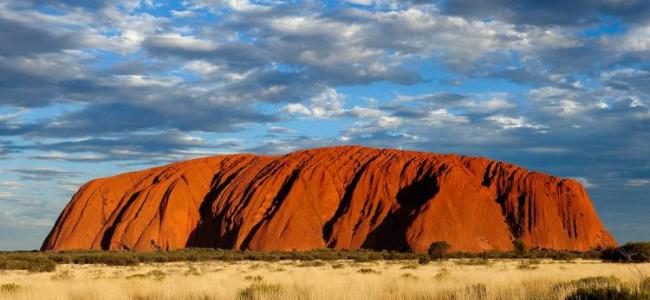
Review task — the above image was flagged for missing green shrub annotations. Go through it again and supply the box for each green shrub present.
[601,243,650,263]
[513,239,526,255]
[428,241,451,260]
[417,256,431,265]
[553,276,623,296]
[0,255,56,272]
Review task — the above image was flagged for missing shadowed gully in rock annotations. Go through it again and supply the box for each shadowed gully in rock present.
[42,146,616,252]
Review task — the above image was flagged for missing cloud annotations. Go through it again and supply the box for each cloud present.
[1,0,650,249]
[438,0,650,26]
[8,168,83,181]
[626,179,650,187]
[0,16,81,57]
[27,131,243,163]
[282,88,346,119]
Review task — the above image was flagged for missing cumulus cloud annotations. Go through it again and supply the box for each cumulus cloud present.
[0,0,650,248]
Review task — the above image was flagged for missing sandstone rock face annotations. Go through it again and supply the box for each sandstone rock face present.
[42,146,616,252]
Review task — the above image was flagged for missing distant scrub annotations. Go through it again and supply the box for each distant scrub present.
[0,254,56,272]
[0,242,646,273]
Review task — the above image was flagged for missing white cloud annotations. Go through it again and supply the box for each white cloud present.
[282,88,346,119]
[620,24,650,52]
[626,179,650,187]
[486,115,546,130]
[145,33,216,52]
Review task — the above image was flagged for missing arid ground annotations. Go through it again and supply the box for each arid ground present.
[1,259,648,300]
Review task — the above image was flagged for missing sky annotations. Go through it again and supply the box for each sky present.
[0,0,649,250]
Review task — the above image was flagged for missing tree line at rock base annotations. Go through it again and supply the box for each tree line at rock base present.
[1,241,648,273]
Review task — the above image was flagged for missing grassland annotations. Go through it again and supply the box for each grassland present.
[0,246,648,299]
[0,258,647,300]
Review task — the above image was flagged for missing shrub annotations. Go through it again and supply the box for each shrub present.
[428,241,451,260]
[601,242,650,263]
[238,282,283,300]
[517,260,539,270]
[553,276,622,295]
[358,268,379,274]
[69,252,140,266]
[417,256,431,265]
[0,283,20,294]
[455,258,491,266]
[513,239,526,255]
[0,255,56,272]
[565,286,649,300]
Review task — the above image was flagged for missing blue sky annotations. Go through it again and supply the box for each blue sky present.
[1,0,649,250]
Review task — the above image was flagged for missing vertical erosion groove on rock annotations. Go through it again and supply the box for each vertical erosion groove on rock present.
[41,146,616,252]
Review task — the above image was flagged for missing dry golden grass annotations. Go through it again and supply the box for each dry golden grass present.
[0,259,648,299]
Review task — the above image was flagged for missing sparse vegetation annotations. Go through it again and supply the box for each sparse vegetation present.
[358,267,379,274]
[417,255,431,265]
[601,242,650,263]
[238,281,284,300]
[513,238,527,255]
[0,254,56,272]
[565,286,649,300]
[0,258,647,299]
[428,241,451,260]
[0,246,619,273]
[0,283,20,294]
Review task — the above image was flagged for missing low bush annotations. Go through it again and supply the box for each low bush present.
[428,241,451,260]
[72,253,140,266]
[0,242,645,269]
[417,256,430,265]
[238,282,283,300]
[601,243,650,263]
[0,283,20,294]
[565,286,650,300]
[358,268,379,274]
[0,254,56,272]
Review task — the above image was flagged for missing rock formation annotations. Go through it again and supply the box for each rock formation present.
[42,146,616,252]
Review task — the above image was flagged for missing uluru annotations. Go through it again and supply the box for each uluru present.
[42,146,616,253]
